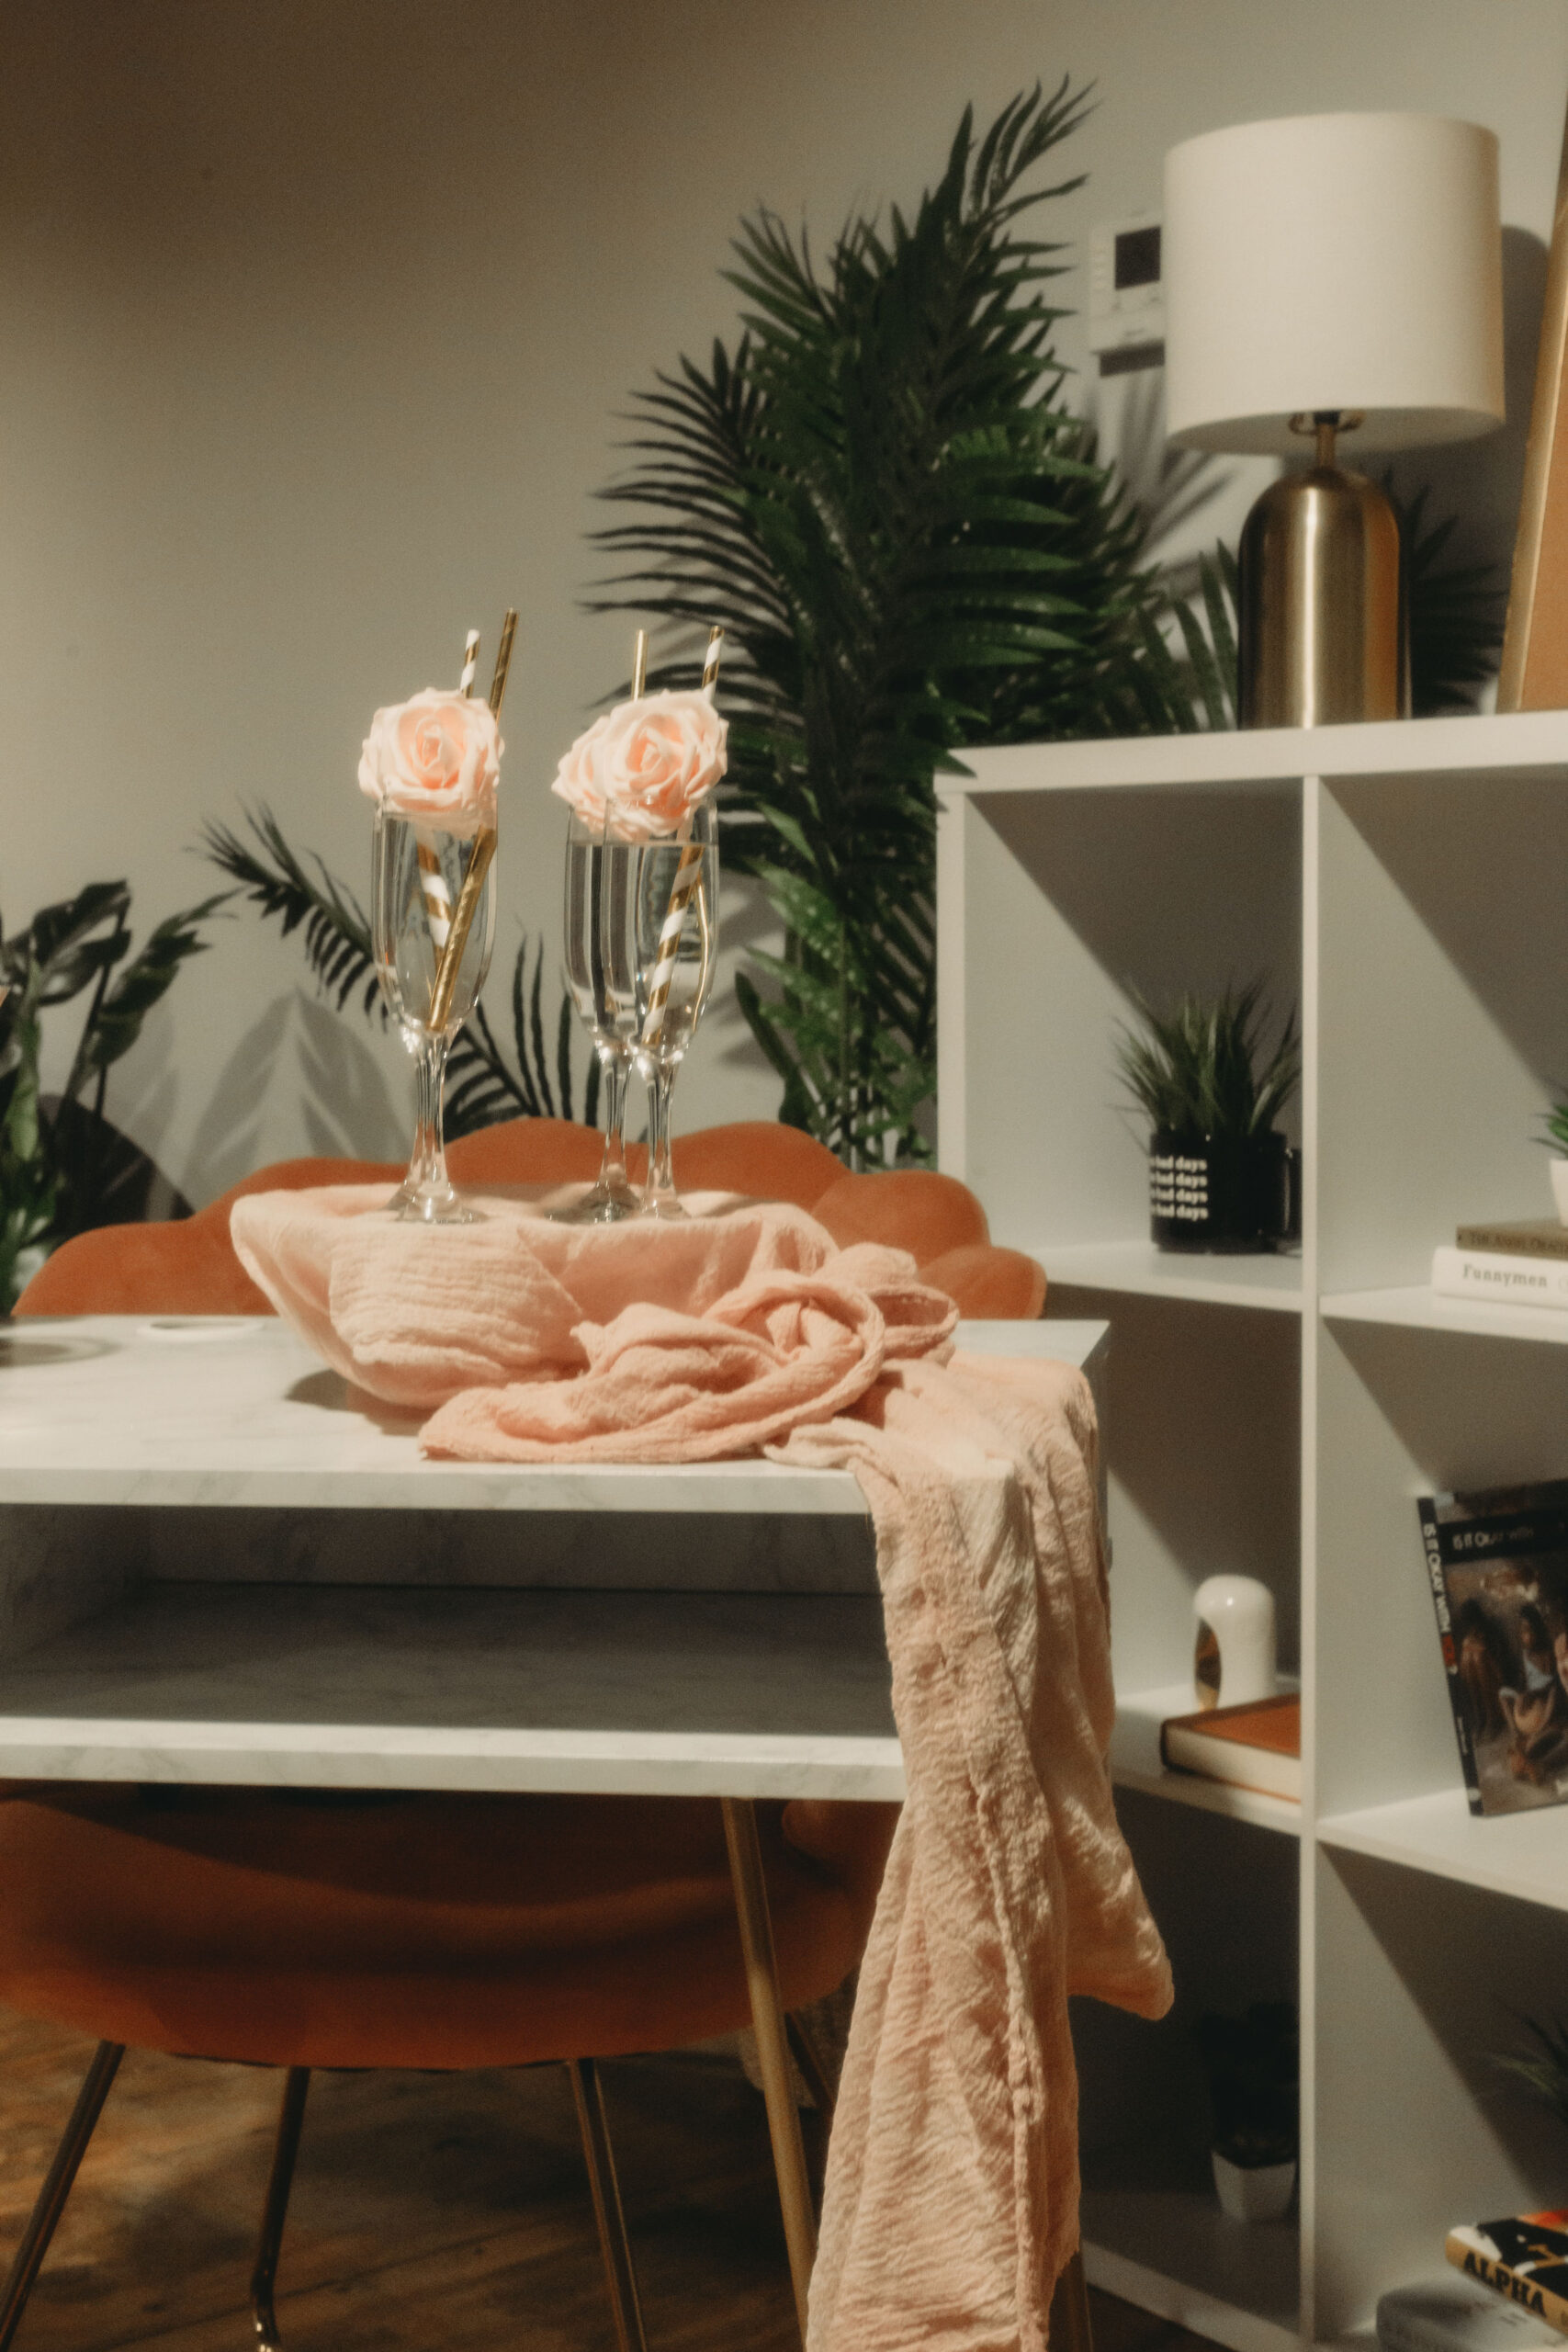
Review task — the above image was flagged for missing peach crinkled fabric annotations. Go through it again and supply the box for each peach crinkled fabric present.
[775,1356,1172,2352]
[229,1184,849,1412]
[228,1184,1172,2348]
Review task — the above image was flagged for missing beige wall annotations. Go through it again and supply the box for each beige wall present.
[4,1,1566,1203]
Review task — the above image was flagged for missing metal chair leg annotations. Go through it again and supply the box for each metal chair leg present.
[249,2067,310,2352]
[0,2039,124,2352]
[722,1796,816,2347]
[1049,2247,1094,2352]
[785,2010,837,2124]
[569,2058,649,2352]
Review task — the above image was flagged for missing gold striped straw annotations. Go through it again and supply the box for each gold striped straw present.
[631,628,648,699]
[488,609,517,716]
[428,606,517,1032]
[458,628,480,697]
[641,627,724,1048]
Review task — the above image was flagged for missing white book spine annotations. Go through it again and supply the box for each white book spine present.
[1432,1248,1568,1310]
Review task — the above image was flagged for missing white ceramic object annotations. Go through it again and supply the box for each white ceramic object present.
[1551,1156,1568,1226]
[1193,1574,1277,1708]
[1212,2149,1296,2223]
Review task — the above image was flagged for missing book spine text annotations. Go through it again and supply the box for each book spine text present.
[1421,1499,1483,1815]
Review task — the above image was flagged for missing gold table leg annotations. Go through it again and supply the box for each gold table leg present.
[721,1796,817,2346]
[1049,2247,1095,2352]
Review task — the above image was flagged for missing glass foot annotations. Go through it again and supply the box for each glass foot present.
[384,1180,480,1226]
[550,1175,644,1225]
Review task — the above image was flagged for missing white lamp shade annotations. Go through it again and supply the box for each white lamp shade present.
[1164,112,1504,456]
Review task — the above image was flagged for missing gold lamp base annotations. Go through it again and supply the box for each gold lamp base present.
[1237,413,1408,728]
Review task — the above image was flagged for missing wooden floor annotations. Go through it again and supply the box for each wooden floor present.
[1,2002,1213,2352]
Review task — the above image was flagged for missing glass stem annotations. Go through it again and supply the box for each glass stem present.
[408,1030,454,1201]
[646,1063,677,1207]
[597,1050,628,1191]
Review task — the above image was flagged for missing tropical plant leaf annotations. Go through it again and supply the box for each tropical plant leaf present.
[0,884,221,1303]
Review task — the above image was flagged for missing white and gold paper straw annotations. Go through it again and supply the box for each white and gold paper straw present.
[428,608,516,1032]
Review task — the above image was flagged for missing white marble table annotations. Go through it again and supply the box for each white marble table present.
[0,1314,1107,1801]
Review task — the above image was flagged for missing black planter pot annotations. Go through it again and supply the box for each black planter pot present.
[1148,1128,1296,1253]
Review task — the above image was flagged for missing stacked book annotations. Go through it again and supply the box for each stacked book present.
[1432,1221,1568,1312]
[1376,2211,1568,2352]
[1158,1692,1301,1801]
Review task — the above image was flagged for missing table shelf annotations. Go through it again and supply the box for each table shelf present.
[0,1582,906,1803]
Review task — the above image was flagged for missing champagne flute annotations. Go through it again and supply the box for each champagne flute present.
[557,811,640,1222]
[372,809,496,1223]
[603,802,718,1219]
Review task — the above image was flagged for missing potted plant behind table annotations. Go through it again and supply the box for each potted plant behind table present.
[1198,2002,1299,2223]
[1116,979,1300,1253]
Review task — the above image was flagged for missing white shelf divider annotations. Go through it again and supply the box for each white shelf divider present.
[1322,1285,1568,1346]
[1317,1786,1568,1913]
[1035,1239,1303,1313]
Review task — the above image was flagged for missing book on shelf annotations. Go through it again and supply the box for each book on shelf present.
[1379,2273,1566,2352]
[1456,1220,1568,1261]
[1447,2212,1568,2335]
[1432,1247,1568,1310]
[1157,1691,1300,1800]
[1419,1481,1568,1815]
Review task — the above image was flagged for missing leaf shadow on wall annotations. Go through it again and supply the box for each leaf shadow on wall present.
[295,994,404,1162]
[184,990,405,1199]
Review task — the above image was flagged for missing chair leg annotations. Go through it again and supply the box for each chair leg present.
[249,2067,310,2352]
[0,2039,124,2352]
[721,1796,816,2347]
[569,2058,649,2352]
[784,2011,837,2124]
[1049,2247,1094,2352]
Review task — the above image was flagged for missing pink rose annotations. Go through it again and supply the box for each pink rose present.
[551,689,727,842]
[357,689,502,836]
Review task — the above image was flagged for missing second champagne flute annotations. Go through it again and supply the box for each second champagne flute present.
[558,811,639,1222]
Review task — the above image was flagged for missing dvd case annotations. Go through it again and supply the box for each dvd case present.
[1418,1483,1568,1817]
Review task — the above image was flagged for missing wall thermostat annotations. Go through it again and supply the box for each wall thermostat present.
[1087,213,1164,372]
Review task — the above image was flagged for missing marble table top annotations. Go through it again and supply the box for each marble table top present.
[0,1314,1105,1514]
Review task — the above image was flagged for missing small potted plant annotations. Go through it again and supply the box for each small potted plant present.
[1116,980,1300,1252]
[1540,1102,1568,1225]
[1196,2002,1298,2222]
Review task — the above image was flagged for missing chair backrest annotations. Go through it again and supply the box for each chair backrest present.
[17,1121,1044,1320]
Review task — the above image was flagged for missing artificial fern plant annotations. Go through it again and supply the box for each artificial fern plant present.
[590,84,1162,1168]
[1116,979,1300,1143]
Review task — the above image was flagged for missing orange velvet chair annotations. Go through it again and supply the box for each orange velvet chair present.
[3,1123,1045,2352]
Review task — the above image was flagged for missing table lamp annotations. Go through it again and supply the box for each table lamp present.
[1163,112,1504,727]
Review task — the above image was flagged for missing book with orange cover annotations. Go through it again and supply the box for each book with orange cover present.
[1158,1692,1302,1801]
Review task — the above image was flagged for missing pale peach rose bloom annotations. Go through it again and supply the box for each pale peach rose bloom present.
[357,689,502,836]
[551,689,728,842]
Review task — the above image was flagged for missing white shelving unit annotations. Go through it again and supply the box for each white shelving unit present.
[940,710,1568,2352]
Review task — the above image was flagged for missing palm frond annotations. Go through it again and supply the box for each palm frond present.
[589,84,1164,1165]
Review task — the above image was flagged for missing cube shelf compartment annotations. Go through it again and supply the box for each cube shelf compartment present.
[941,710,1568,2352]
